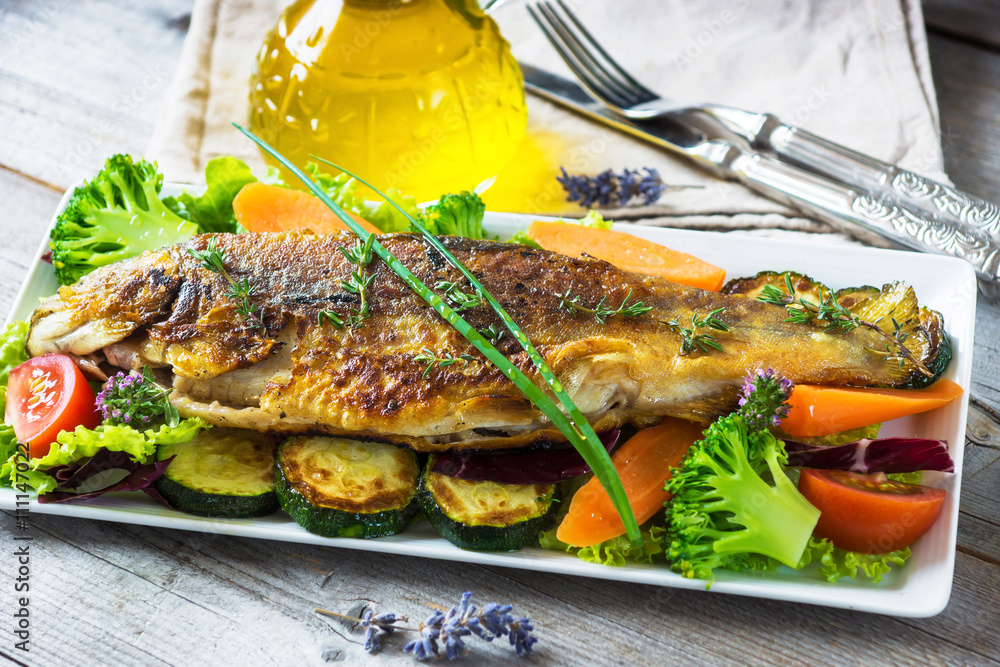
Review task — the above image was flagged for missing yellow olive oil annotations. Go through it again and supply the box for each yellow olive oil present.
[249,0,527,202]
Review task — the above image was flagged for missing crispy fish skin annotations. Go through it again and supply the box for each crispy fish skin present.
[27,232,941,450]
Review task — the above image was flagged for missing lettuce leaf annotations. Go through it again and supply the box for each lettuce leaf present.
[539,524,668,566]
[0,418,208,494]
[779,424,881,448]
[0,321,29,465]
[888,471,923,484]
[510,231,543,249]
[574,210,612,229]
[798,536,910,583]
[303,164,419,233]
[164,156,257,233]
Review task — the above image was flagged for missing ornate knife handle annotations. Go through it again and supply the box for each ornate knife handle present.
[760,118,1000,242]
[727,150,1000,286]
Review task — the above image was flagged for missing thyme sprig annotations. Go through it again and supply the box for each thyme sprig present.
[339,234,377,328]
[480,323,503,346]
[663,307,729,355]
[317,309,344,329]
[557,287,652,324]
[414,348,476,379]
[435,280,483,311]
[96,366,180,428]
[187,237,264,330]
[757,275,932,377]
[239,127,641,546]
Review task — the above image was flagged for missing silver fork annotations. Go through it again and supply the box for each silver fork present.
[528,0,1000,249]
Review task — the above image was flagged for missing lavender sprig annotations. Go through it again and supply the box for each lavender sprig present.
[96,366,180,428]
[557,166,699,207]
[402,592,538,660]
[315,592,537,660]
[737,368,794,432]
[360,609,406,653]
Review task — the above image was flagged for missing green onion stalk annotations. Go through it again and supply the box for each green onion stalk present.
[234,124,641,547]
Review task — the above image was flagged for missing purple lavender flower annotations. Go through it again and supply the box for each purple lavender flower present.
[404,609,444,660]
[557,166,679,207]
[737,368,794,432]
[402,592,537,661]
[360,609,405,653]
[508,618,537,656]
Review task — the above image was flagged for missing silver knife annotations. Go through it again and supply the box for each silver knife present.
[522,64,1000,294]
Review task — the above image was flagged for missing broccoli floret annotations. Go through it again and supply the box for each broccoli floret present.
[664,414,820,583]
[419,191,492,239]
[50,154,199,285]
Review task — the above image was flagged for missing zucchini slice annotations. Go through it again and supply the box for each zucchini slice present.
[276,436,419,539]
[721,270,826,303]
[421,459,556,552]
[155,428,279,518]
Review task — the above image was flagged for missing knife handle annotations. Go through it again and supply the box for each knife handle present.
[759,118,1000,242]
[728,150,1000,288]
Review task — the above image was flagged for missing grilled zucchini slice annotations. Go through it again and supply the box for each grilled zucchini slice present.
[276,436,419,539]
[721,270,826,303]
[421,460,556,552]
[155,428,279,518]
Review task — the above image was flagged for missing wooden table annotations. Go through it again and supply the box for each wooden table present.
[2,2,999,665]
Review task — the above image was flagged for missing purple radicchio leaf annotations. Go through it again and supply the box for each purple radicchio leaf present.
[432,429,619,484]
[783,437,954,474]
[38,452,175,504]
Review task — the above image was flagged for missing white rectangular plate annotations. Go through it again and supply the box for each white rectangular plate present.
[0,186,977,617]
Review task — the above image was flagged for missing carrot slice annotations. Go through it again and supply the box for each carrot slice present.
[233,182,382,236]
[556,418,704,548]
[526,221,726,291]
[781,379,964,437]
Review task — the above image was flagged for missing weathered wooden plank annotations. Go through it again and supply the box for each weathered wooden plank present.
[925,0,1000,51]
[927,33,1000,204]
[0,0,193,190]
[0,167,61,319]
[958,512,1000,565]
[3,509,999,666]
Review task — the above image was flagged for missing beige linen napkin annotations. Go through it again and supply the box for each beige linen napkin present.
[148,0,945,240]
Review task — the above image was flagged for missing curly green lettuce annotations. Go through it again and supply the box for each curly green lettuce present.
[0,321,29,465]
[0,418,209,494]
[539,524,668,566]
[304,164,419,233]
[799,537,911,583]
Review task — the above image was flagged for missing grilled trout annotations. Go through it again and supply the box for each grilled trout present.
[26,232,950,450]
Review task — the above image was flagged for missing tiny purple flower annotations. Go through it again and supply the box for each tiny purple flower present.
[95,367,175,428]
[737,368,794,432]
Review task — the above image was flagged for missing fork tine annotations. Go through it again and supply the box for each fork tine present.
[533,3,637,108]
[538,3,638,105]
[527,4,634,109]
[552,0,658,102]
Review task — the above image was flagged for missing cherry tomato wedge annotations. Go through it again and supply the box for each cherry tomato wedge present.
[4,354,100,459]
[798,468,946,554]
